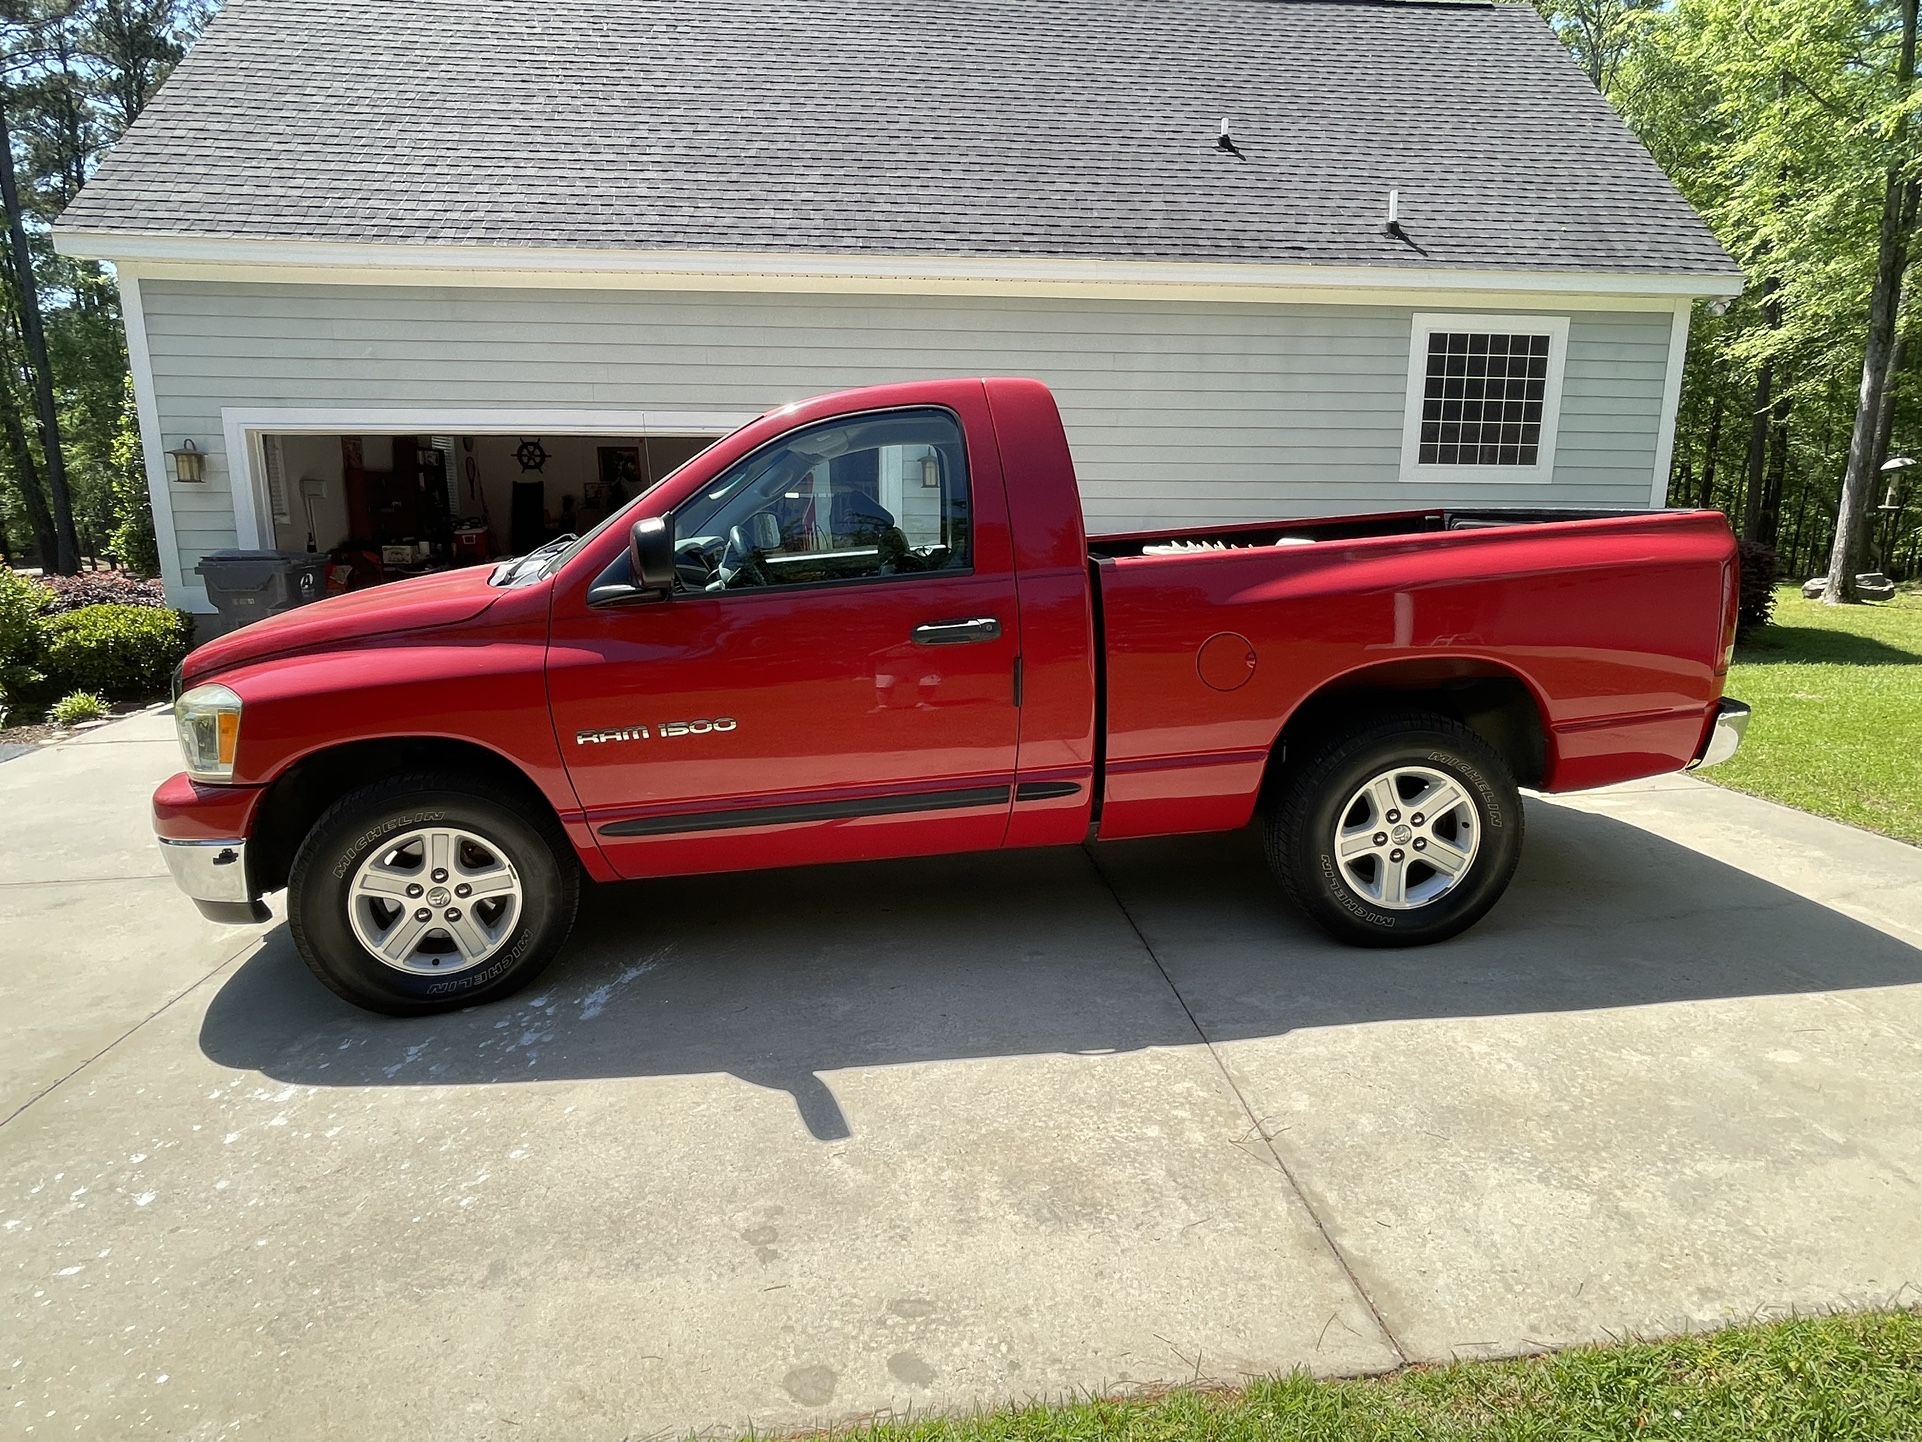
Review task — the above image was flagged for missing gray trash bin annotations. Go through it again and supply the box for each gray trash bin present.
[194,550,328,622]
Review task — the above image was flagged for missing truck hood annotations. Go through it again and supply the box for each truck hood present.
[181,566,508,686]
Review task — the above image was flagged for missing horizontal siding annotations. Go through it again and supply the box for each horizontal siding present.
[138,283,1675,587]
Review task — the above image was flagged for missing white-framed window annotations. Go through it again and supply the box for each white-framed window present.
[1399,313,1569,484]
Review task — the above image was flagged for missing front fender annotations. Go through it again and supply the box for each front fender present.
[207,607,576,825]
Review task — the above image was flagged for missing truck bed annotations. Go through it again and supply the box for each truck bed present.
[1087,506,1736,841]
[1088,505,1667,559]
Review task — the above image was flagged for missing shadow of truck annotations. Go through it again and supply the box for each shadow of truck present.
[199,804,1922,1140]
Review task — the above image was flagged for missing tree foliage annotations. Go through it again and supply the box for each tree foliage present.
[1,0,1916,595]
[1537,0,1922,585]
[0,0,213,574]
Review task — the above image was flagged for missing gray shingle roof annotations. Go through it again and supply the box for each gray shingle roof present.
[57,0,1737,277]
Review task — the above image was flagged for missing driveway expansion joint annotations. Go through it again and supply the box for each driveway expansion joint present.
[0,929,265,1130]
[0,872,173,889]
[1082,845,1412,1367]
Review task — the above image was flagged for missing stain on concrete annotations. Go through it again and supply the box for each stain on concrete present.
[888,1297,938,1319]
[781,1364,838,1406]
[742,1223,781,1264]
[888,1351,935,1387]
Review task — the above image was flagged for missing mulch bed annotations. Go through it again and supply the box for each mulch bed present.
[0,700,159,757]
[0,720,60,748]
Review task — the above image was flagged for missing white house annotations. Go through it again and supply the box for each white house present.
[54,0,1742,619]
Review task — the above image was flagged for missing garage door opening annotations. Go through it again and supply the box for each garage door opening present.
[256,430,722,590]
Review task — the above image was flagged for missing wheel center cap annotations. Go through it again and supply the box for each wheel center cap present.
[426,885,451,907]
[1390,824,1412,845]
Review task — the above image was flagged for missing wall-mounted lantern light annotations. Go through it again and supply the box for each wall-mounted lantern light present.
[168,439,207,484]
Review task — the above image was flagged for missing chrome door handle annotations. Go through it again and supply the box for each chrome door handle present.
[912,617,1002,646]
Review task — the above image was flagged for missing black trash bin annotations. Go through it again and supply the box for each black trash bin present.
[195,550,329,624]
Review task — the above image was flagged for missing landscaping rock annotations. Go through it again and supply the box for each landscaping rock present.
[1802,572,1900,601]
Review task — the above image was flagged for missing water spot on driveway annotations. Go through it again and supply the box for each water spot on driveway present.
[579,959,661,1020]
[782,1364,837,1406]
[888,1297,938,1319]
[888,1351,935,1387]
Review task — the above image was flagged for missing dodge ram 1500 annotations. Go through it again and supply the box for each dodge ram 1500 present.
[156,378,1748,1014]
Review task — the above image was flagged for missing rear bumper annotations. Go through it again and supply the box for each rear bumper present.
[154,772,270,924]
[1687,698,1750,770]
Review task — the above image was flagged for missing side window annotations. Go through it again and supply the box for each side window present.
[1398,312,1569,485]
[671,407,971,593]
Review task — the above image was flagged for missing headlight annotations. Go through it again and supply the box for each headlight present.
[175,684,243,782]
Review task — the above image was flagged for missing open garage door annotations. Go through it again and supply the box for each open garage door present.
[247,426,728,592]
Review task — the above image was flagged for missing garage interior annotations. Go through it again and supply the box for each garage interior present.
[261,431,719,587]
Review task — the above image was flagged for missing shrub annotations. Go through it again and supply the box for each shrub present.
[0,567,51,704]
[37,571,168,614]
[47,690,109,727]
[1735,539,1778,636]
[41,603,189,699]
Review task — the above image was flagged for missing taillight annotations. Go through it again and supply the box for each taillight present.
[1716,557,1738,675]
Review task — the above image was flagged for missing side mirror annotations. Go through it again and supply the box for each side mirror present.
[589,515,676,606]
[629,516,676,597]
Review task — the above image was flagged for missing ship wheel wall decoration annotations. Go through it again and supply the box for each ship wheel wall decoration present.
[515,438,549,473]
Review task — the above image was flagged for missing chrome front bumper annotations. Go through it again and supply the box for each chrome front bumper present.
[1688,698,1751,771]
[158,836,269,924]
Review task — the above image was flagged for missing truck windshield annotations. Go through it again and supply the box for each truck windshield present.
[519,426,749,582]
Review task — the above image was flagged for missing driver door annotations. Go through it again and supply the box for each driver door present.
[547,401,1020,880]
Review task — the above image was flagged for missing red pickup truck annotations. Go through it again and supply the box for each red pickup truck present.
[157,378,1748,1014]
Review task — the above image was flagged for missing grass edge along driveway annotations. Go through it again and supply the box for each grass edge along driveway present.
[802,1309,1922,1441]
[1709,584,1922,846]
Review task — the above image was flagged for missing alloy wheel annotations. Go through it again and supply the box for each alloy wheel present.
[1331,765,1481,911]
[346,826,524,975]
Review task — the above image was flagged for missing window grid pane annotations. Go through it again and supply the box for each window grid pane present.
[1417,331,1551,467]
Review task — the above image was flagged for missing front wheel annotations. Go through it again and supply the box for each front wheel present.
[287,773,580,1015]
[1266,712,1523,947]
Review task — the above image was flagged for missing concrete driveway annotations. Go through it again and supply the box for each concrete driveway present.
[5,710,1922,1439]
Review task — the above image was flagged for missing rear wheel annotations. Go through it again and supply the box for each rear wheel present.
[288,773,580,1015]
[1266,712,1523,947]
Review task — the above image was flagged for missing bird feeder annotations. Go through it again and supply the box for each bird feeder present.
[1880,455,1915,512]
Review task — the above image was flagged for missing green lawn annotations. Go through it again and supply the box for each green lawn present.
[812,1311,1922,1441]
[1708,584,1922,845]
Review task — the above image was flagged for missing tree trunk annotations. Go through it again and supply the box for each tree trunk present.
[1697,390,1726,509]
[1762,392,1790,547]
[1740,280,1784,541]
[1827,0,1919,603]
[1787,464,1813,574]
[1871,331,1906,471]
[1872,333,1911,572]
[0,89,77,575]
[1740,359,1773,540]
[0,365,54,564]
[1793,406,1849,576]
